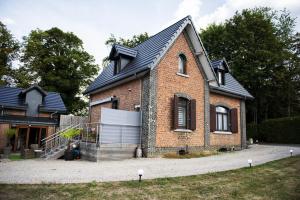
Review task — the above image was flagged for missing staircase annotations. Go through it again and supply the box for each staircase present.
[41,124,82,160]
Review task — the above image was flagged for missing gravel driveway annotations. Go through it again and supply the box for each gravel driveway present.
[0,144,299,184]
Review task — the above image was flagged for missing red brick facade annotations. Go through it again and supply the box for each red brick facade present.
[89,79,142,123]
[89,33,244,153]
[210,93,241,147]
[155,33,205,148]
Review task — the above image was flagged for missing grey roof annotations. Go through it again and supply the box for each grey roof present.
[109,44,138,59]
[84,16,189,94]
[210,59,253,99]
[0,86,67,112]
[84,17,253,100]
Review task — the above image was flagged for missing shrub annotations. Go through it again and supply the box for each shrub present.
[247,116,300,144]
[5,128,16,138]
[61,128,81,139]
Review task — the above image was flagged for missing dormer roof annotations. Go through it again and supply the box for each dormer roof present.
[211,59,229,73]
[19,84,47,97]
[109,44,138,60]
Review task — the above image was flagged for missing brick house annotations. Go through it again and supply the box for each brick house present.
[84,16,253,156]
[0,85,66,152]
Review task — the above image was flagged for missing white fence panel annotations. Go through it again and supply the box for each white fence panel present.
[100,108,140,145]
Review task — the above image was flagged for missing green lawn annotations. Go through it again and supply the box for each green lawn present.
[0,156,299,200]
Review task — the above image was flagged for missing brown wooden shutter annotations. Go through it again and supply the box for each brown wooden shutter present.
[210,104,216,132]
[230,108,238,133]
[190,99,196,130]
[173,95,179,129]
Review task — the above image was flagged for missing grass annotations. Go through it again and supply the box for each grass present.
[8,154,22,161]
[0,156,299,200]
[163,150,219,159]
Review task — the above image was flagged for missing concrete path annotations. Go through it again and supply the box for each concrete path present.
[0,144,299,184]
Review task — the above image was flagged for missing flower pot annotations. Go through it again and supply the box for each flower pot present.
[64,150,74,161]
[3,146,11,158]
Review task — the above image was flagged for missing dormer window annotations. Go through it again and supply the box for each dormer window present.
[113,59,121,75]
[217,71,225,85]
[178,54,187,74]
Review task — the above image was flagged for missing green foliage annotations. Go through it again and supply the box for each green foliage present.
[0,21,19,86]
[102,32,149,67]
[247,116,300,143]
[5,128,16,138]
[17,27,98,114]
[200,7,300,123]
[61,128,81,139]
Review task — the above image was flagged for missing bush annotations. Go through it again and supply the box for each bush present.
[61,128,81,139]
[5,128,16,138]
[247,116,300,144]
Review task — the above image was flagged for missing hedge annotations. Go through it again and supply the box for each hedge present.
[247,116,300,144]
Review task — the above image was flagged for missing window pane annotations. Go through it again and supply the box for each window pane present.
[218,71,222,84]
[223,115,228,130]
[178,57,184,73]
[217,114,222,130]
[178,106,186,127]
[216,106,227,113]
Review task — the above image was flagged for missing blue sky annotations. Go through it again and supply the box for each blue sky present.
[1,0,300,67]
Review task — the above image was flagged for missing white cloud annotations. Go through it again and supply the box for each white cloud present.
[1,17,15,25]
[174,0,300,31]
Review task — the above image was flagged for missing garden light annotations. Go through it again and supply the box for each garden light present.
[290,149,293,157]
[248,159,252,168]
[138,169,144,182]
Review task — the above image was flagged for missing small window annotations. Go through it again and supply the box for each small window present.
[178,54,187,74]
[112,99,119,109]
[178,97,189,129]
[218,71,225,85]
[216,106,230,131]
[113,59,121,75]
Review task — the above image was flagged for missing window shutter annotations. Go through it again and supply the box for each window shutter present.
[190,99,196,130]
[173,95,179,129]
[210,104,216,132]
[230,108,238,133]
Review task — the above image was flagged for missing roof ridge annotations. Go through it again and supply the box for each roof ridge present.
[133,15,190,49]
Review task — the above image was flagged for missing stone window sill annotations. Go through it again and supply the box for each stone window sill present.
[213,131,232,135]
[176,72,190,78]
[174,129,192,133]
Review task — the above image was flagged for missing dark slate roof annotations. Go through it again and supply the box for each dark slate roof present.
[0,86,67,112]
[109,44,138,59]
[210,59,253,99]
[84,16,189,94]
[211,59,229,72]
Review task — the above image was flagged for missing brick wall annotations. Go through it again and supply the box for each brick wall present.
[209,93,241,147]
[155,33,205,148]
[89,79,142,123]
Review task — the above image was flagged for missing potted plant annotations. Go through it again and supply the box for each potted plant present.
[61,128,81,161]
[3,128,16,158]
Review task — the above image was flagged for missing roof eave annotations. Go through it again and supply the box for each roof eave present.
[84,68,150,95]
[210,86,254,100]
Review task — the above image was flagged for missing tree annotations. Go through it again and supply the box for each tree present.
[200,7,300,123]
[18,27,98,115]
[0,21,19,86]
[102,32,149,67]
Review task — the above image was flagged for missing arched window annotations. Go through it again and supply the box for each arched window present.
[178,54,187,74]
[216,106,229,131]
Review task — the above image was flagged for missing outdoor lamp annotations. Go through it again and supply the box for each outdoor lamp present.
[72,144,76,148]
[248,159,252,168]
[138,169,144,182]
[290,149,293,157]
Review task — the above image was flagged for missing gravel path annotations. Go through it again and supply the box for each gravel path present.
[0,144,299,184]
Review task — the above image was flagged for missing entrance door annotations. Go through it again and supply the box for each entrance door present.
[15,127,47,151]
